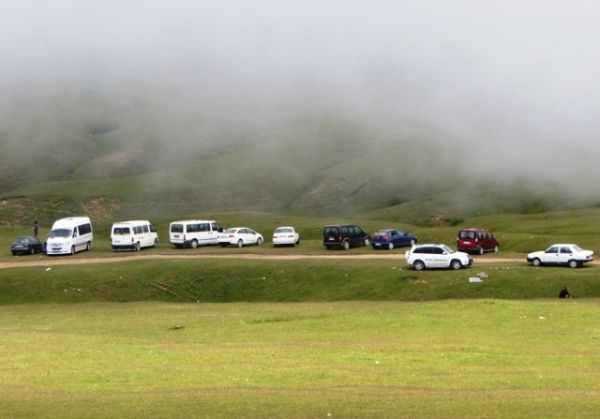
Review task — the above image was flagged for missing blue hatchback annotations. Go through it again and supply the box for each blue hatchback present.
[371,229,417,250]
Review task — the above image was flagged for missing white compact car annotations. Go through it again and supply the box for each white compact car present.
[527,244,594,268]
[272,226,300,247]
[218,227,263,248]
[405,244,473,271]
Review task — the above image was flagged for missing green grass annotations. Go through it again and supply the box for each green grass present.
[1,259,600,305]
[1,300,599,418]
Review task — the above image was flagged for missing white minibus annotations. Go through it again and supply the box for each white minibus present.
[169,220,223,248]
[111,220,158,251]
[46,216,93,255]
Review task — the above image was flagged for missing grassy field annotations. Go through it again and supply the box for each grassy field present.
[1,259,600,305]
[1,300,599,418]
[2,209,600,417]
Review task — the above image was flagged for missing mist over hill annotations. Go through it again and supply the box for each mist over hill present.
[1,1,600,224]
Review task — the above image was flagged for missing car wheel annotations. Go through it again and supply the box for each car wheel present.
[135,242,141,252]
[220,243,228,248]
[11,252,16,256]
[256,237,263,246]
[154,238,159,248]
[30,247,35,255]
[71,245,76,255]
[191,239,198,249]
[342,240,350,250]
[413,260,425,271]
[325,245,333,250]
[388,242,394,250]
[86,241,91,251]
[478,247,484,255]
[494,245,499,253]
[364,238,370,246]
[237,239,243,248]
[532,258,542,267]
[568,260,580,269]
[450,259,463,270]
[296,239,300,245]
[410,239,416,246]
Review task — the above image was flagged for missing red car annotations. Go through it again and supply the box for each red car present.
[456,228,499,255]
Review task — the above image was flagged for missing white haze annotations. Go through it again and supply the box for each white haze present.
[2,0,600,195]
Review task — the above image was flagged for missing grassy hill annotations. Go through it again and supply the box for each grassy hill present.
[2,89,593,225]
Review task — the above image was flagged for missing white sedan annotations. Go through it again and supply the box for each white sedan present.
[272,226,300,247]
[527,244,593,268]
[218,227,263,248]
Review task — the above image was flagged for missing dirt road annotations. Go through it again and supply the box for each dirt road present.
[0,253,526,270]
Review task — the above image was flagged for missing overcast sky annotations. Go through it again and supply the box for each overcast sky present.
[2,1,600,183]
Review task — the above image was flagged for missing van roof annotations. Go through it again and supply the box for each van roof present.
[112,220,151,226]
[51,217,91,228]
[459,228,490,232]
[170,220,218,224]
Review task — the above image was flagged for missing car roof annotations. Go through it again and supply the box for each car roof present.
[275,226,295,229]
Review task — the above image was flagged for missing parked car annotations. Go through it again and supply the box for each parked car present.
[111,220,158,251]
[405,244,473,271]
[371,229,417,250]
[527,244,594,268]
[11,236,45,255]
[46,217,93,255]
[323,224,369,250]
[272,226,300,247]
[218,227,263,247]
[456,228,499,255]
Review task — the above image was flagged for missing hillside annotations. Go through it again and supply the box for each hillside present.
[1,89,594,225]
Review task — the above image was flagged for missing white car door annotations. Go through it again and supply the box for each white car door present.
[542,246,560,264]
[430,247,449,268]
[558,246,574,264]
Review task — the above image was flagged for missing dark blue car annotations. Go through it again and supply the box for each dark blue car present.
[371,229,417,250]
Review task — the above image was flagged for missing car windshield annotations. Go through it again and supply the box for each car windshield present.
[459,231,475,239]
[14,237,31,243]
[571,245,583,252]
[441,245,455,253]
[170,224,184,233]
[276,228,293,233]
[49,228,72,238]
[113,227,131,235]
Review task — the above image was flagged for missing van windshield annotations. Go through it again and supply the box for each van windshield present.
[49,229,72,238]
[171,224,184,233]
[113,227,131,235]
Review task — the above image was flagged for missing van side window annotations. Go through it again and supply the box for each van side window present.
[143,225,149,233]
[78,223,92,235]
[200,223,210,232]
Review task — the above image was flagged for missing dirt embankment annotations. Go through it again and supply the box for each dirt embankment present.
[0,253,526,270]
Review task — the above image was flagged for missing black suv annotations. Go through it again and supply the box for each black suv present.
[323,224,369,250]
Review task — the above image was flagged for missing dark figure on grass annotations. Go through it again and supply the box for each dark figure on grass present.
[559,286,571,299]
[33,220,39,239]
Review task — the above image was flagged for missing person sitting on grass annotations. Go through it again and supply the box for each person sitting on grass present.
[558,286,571,299]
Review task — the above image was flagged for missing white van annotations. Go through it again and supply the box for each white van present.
[46,216,93,255]
[169,220,223,248]
[111,220,158,251]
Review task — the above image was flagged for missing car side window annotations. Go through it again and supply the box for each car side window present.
[431,247,444,254]
[547,246,559,253]
[560,247,572,253]
[341,226,350,235]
